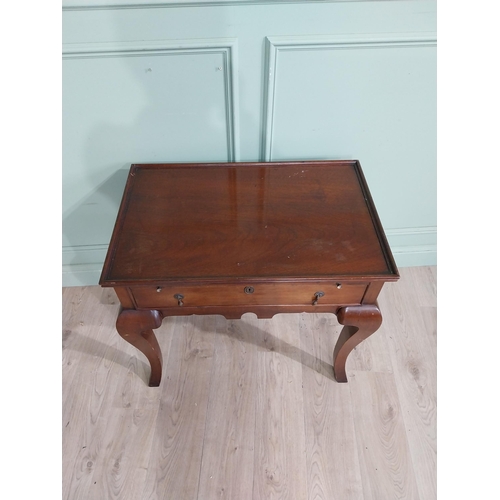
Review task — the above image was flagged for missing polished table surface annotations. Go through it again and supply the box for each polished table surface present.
[100,160,399,386]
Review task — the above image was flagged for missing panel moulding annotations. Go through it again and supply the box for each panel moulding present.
[63,0,366,11]
[261,33,437,161]
[63,38,240,162]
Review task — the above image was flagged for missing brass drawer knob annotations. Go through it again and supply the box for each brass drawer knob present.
[156,286,162,292]
[313,291,325,305]
[336,283,342,289]
[174,293,184,306]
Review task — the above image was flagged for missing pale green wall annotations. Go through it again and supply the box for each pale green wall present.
[62,0,437,286]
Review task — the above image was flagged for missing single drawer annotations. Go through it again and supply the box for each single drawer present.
[131,282,367,309]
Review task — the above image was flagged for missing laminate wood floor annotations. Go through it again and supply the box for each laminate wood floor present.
[62,266,436,500]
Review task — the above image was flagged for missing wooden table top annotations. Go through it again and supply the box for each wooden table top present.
[100,160,399,285]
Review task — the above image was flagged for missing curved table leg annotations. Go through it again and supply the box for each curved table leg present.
[333,303,382,383]
[116,309,164,387]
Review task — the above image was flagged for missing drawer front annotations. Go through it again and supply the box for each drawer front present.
[131,282,367,309]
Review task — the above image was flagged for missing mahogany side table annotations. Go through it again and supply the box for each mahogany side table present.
[99,160,399,386]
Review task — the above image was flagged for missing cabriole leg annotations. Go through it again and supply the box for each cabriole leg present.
[116,309,164,387]
[333,303,382,383]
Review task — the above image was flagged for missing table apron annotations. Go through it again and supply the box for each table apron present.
[126,282,368,309]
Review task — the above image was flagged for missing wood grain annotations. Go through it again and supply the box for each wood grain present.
[62,286,126,500]
[130,281,367,308]
[299,313,364,500]
[142,315,216,499]
[90,404,160,499]
[63,266,436,500]
[379,275,437,500]
[197,315,258,498]
[349,371,420,500]
[253,314,308,500]
[100,161,398,284]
